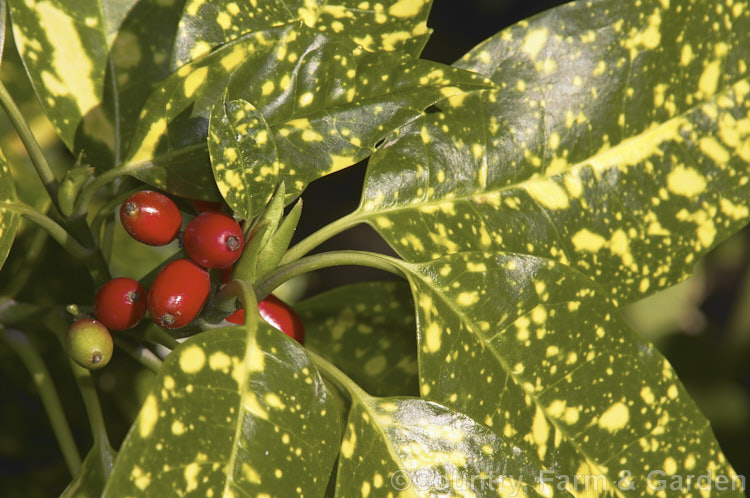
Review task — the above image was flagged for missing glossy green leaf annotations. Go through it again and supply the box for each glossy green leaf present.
[172,0,433,70]
[104,315,340,495]
[7,0,186,168]
[357,0,750,304]
[60,444,115,498]
[297,282,418,397]
[0,148,18,270]
[333,391,569,497]
[401,251,742,494]
[130,21,493,202]
[208,97,279,216]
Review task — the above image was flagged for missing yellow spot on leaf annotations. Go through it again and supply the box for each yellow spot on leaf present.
[209,351,231,372]
[388,0,424,18]
[33,3,99,116]
[699,137,730,165]
[667,165,707,196]
[572,229,606,252]
[521,28,549,59]
[598,402,629,432]
[184,462,200,492]
[139,395,158,437]
[172,420,185,435]
[299,92,314,107]
[457,291,479,306]
[720,198,749,220]
[341,428,356,458]
[425,322,442,353]
[184,67,208,98]
[130,118,167,163]
[180,346,206,373]
[264,393,286,410]
[698,60,721,97]
[525,179,569,210]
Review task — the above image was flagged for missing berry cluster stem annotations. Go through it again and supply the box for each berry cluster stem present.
[255,250,405,299]
[0,82,59,206]
[279,211,364,265]
[1,201,111,286]
[69,360,116,477]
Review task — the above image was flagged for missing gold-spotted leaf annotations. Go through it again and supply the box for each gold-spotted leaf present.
[333,391,570,497]
[208,97,279,218]
[172,0,432,70]
[128,21,493,201]
[7,0,187,168]
[0,149,19,270]
[356,0,750,304]
[297,281,419,397]
[402,251,742,495]
[103,315,340,496]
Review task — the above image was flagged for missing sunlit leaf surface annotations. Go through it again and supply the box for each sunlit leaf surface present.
[104,315,340,496]
[128,21,492,203]
[172,0,433,70]
[358,0,750,304]
[8,0,186,168]
[334,393,571,497]
[400,251,743,495]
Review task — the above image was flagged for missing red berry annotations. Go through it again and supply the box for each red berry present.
[66,318,113,370]
[120,190,182,246]
[226,295,305,344]
[95,278,147,331]
[226,308,244,324]
[183,212,244,269]
[148,259,210,329]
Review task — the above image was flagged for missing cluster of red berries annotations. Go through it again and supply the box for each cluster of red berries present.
[66,190,304,370]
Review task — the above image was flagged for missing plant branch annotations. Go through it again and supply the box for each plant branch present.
[0,327,82,477]
[114,337,162,373]
[69,360,115,478]
[143,324,181,351]
[0,82,59,204]
[308,350,368,401]
[279,211,364,265]
[1,201,91,259]
[255,250,405,299]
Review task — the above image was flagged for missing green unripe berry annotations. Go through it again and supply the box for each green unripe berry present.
[66,318,113,370]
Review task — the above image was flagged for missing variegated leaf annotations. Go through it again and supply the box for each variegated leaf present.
[207,97,280,219]
[104,315,340,496]
[8,0,186,168]
[172,0,433,70]
[0,149,19,270]
[401,251,742,496]
[333,391,570,497]
[297,281,419,397]
[129,21,493,202]
[355,0,750,304]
